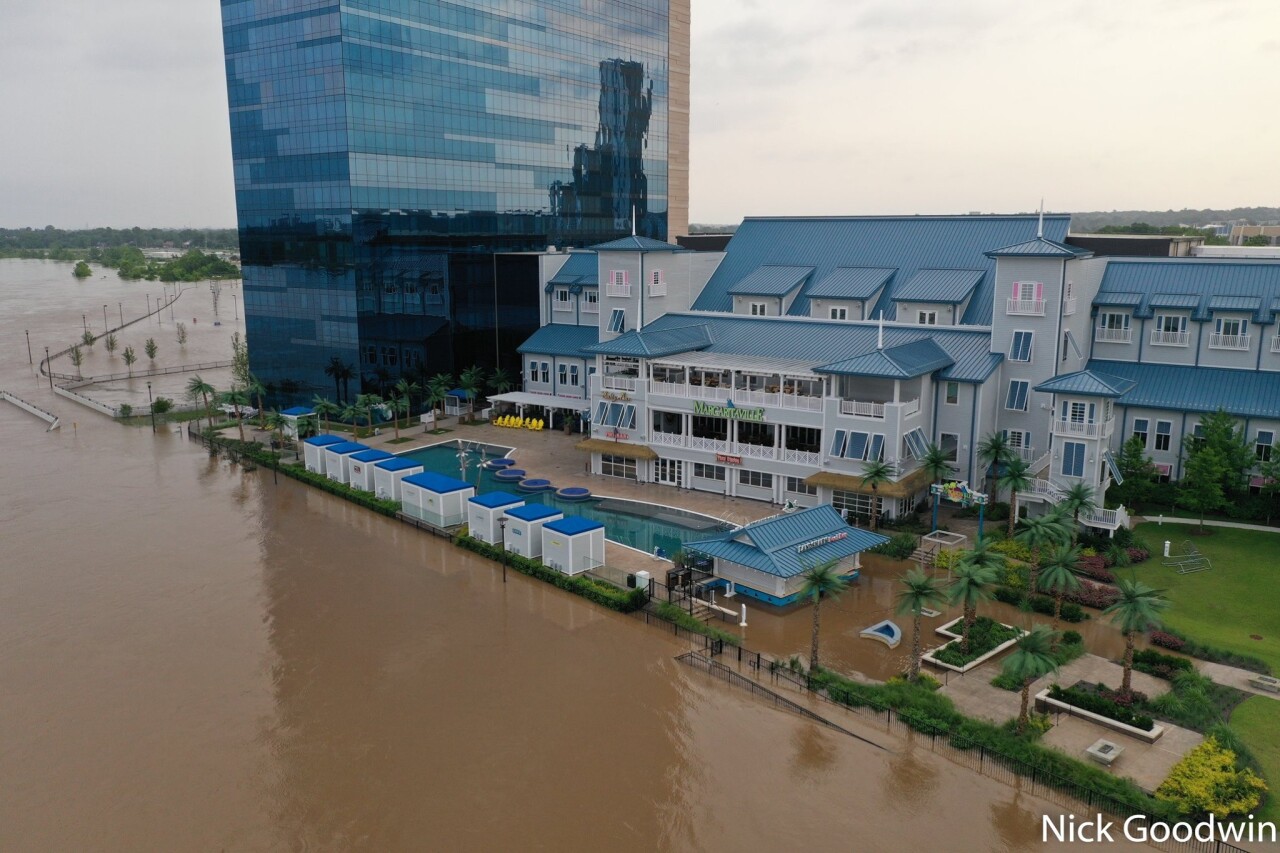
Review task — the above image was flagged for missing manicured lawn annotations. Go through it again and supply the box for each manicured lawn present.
[1231,696,1280,822]
[1132,524,1280,673]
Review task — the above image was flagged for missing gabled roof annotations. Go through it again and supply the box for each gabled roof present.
[815,339,953,379]
[692,214,1070,325]
[1095,258,1280,324]
[518,323,599,358]
[985,236,1091,258]
[683,505,888,579]
[403,471,472,494]
[547,251,599,286]
[544,515,605,535]
[583,323,713,358]
[590,235,684,252]
[890,269,984,304]
[1033,369,1137,398]
[726,265,814,297]
[1088,359,1280,419]
[803,267,896,300]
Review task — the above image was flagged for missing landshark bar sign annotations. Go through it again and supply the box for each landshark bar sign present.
[693,400,766,422]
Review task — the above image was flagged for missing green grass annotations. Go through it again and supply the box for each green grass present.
[1230,697,1280,822]
[1132,523,1280,673]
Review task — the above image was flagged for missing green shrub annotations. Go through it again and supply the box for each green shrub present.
[1047,684,1155,730]
[934,549,962,571]
[1156,736,1267,817]
[932,617,1021,667]
[1150,627,1272,675]
[1061,630,1083,645]
[993,586,1087,623]
[990,671,1023,691]
[869,532,918,560]
[1131,648,1194,680]
[652,601,742,646]
[990,539,1032,562]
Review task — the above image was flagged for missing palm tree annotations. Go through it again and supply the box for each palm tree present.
[246,374,267,430]
[921,443,952,530]
[1014,510,1071,593]
[1036,544,1083,630]
[895,567,947,681]
[997,457,1033,537]
[323,357,345,402]
[1103,579,1170,699]
[860,459,895,531]
[340,402,362,437]
[186,374,216,431]
[356,393,382,436]
[312,395,340,434]
[459,365,485,423]
[388,394,409,440]
[1059,482,1097,545]
[219,387,251,442]
[798,560,850,673]
[1001,625,1060,733]
[977,431,1014,496]
[264,408,289,447]
[427,373,453,422]
[488,367,514,395]
[392,378,420,440]
[947,546,1002,655]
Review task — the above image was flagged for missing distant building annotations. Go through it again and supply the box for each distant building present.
[1066,234,1203,258]
[1231,225,1280,246]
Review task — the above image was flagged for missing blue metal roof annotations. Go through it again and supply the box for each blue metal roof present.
[1093,291,1144,307]
[282,406,313,416]
[693,214,1068,325]
[1033,369,1137,398]
[468,491,524,509]
[505,503,563,522]
[726,265,814,296]
[517,323,599,358]
[683,505,888,579]
[304,434,345,447]
[544,515,605,535]
[890,268,984,304]
[351,448,394,463]
[547,251,598,286]
[590,236,685,252]
[804,267,896,301]
[985,236,1090,258]
[376,457,424,472]
[1095,258,1280,324]
[633,313,1000,382]
[403,471,473,494]
[583,323,713,358]
[325,442,367,455]
[446,388,474,399]
[1088,359,1280,419]
[815,338,953,379]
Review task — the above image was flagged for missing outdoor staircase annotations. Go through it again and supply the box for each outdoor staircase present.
[911,540,939,570]
[689,600,714,623]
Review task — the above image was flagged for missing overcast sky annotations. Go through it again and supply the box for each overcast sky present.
[2,0,1277,228]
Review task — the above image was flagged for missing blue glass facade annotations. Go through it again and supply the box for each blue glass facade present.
[221,0,686,402]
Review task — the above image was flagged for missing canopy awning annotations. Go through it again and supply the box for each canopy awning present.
[574,438,658,460]
[804,465,932,499]
[488,391,592,410]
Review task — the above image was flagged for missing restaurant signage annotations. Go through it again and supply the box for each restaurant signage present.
[715,453,743,465]
[606,430,629,440]
[796,531,848,553]
[693,400,766,422]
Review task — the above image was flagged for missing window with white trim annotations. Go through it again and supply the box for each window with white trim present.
[945,381,959,405]
[528,360,538,383]
[1012,281,1044,302]
[829,306,848,320]
[903,427,930,458]
[558,364,567,386]
[917,310,937,325]
[1009,330,1034,362]
[1132,418,1149,446]
[584,289,599,307]
[601,454,636,479]
[738,469,773,489]
[569,365,579,386]
[607,309,626,333]
[554,288,571,310]
[649,269,665,294]
[1257,431,1274,462]
[831,490,879,525]
[785,476,818,496]
[1155,420,1172,451]
[1216,317,1248,337]
[750,302,767,316]
[540,362,550,383]
[939,432,959,461]
[1005,380,1029,411]
[1061,441,1086,478]
[1098,312,1130,331]
[692,463,725,481]
[1003,429,1031,450]
[1155,314,1187,334]
[610,270,627,288]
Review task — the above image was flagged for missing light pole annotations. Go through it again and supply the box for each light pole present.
[25,329,32,364]
[118,302,123,326]
[147,382,156,434]
[82,314,87,333]
[44,346,52,389]
[233,293,238,321]
[146,293,150,317]
[102,305,108,333]
[499,517,508,583]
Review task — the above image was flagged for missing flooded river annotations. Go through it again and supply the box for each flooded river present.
[1,260,1151,851]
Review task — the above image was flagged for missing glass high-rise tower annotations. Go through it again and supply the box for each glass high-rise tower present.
[220,0,689,403]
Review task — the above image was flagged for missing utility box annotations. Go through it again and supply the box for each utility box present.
[373,457,424,502]
[400,472,474,528]
[303,434,344,476]
[541,516,606,576]
[348,448,394,492]
[322,442,368,485]
[503,504,563,559]
[466,491,524,544]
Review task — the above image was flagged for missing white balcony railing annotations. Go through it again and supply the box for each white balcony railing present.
[736,443,776,460]
[1051,418,1113,439]
[1150,329,1190,347]
[583,301,599,314]
[689,435,730,454]
[553,300,572,312]
[1064,297,1077,316]
[649,380,730,402]
[840,399,887,419]
[1081,506,1128,529]
[606,283,631,298]
[780,448,821,466]
[1011,446,1038,464]
[901,398,921,417]
[1271,336,1280,353]
[650,432,685,447]
[648,282,667,297]
[1208,333,1251,351]
[601,375,639,392]
[1007,298,1045,316]
[1094,327,1132,343]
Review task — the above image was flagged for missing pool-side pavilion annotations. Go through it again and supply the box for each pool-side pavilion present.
[684,505,889,607]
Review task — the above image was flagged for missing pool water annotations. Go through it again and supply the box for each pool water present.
[398,442,733,555]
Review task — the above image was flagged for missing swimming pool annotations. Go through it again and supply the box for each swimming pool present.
[397,442,733,555]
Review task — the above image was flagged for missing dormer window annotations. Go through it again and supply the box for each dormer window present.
[917,310,937,325]
[553,288,571,311]
[750,302,767,316]
[583,289,599,313]
[1151,314,1189,346]
[1211,317,1250,350]
[829,306,848,320]
[1096,312,1131,343]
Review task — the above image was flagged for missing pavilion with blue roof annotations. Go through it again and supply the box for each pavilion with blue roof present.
[683,506,888,607]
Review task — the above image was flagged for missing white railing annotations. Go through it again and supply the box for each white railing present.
[601,375,639,392]
[840,399,887,419]
[1064,297,1077,316]
[1051,418,1113,439]
[781,393,824,412]
[689,435,730,453]
[649,380,730,402]
[901,398,921,417]
[736,443,776,460]
[1272,336,1280,353]
[583,301,599,314]
[1007,298,1045,316]
[606,283,631,298]
[1150,329,1189,347]
[733,388,779,408]
[781,448,821,466]
[1011,446,1038,464]
[553,301,572,312]
[648,282,667,297]
[1081,505,1128,529]
[1029,478,1066,501]
[650,432,685,447]
[1094,327,1132,343]
[1209,333,1251,351]
[1030,450,1053,475]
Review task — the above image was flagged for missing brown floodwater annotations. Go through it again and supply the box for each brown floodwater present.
[2,260,1158,851]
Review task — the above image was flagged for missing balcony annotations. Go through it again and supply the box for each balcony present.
[583,301,599,314]
[1007,297,1045,316]
[689,435,730,454]
[553,300,572,312]
[650,431,685,448]
[606,282,631,298]
[780,448,821,466]
[600,375,640,393]
[648,281,667,297]
[1094,327,1132,344]
[1209,333,1251,351]
[736,442,776,461]
[649,379,729,402]
[1051,417,1113,439]
[1150,329,1189,347]
[839,397,919,420]
[1271,336,1280,353]
[1010,445,1038,464]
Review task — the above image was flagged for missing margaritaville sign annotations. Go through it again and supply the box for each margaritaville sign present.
[796,531,848,553]
[693,400,766,422]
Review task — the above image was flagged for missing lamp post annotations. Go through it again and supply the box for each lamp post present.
[102,305,108,333]
[499,517,508,583]
[82,314,87,333]
[44,346,52,389]
[146,294,150,318]
[26,329,32,364]
[233,293,238,321]
[118,302,123,326]
[147,381,156,434]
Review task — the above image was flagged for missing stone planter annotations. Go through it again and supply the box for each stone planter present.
[1035,689,1165,743]
[923,619,1024,674]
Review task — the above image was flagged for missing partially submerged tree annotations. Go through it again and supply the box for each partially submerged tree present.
[895,567,946,681]
[1104,579,1170,700]
[947,543,1002,655]
[186,374,216,431]
[798,560,850,673]
[860,460,894,531]
[1001,625,1060,734]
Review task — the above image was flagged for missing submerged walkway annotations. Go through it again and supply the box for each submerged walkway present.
[0,390,60,430]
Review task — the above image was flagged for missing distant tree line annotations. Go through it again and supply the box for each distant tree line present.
[1070,207,1280,233]
[0,226,239,260]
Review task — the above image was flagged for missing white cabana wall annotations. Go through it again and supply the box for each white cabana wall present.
[541,516,606,576]
[323,442,368,485]
[503,504,563,559]
[349,449,394,492]
[401,472,474,528]
[281,407,314,440]
[466,492,524,544]
[303,435,345,476]
[373,458,425,501]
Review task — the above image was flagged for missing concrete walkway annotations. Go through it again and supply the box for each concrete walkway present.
[1134,515,1280,534]
[1197,660,1280,700]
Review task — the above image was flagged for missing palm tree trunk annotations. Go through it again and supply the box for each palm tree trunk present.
[1052,594,1062,632]
[962,604,975,655]
[810,594,822,672]
[393,399,402,440]
[1018,681,1031,733]
[1072,510,1081,546]
[1121,631,1135,698]
[202,393,211,433]
[1028,548,1040,595]
[236,416,245,443]
[910,613,922,680]
[1007,490,1018,537]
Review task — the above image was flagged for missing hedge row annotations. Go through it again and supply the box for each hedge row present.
[219,439,403,516]
[1132,648,1194,681]
[1150,627,1273,675]
[993,585,1087,622]
[653,602,743,647]
[1048,683,1155,731]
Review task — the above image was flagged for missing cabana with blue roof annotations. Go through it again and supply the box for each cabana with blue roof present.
[467,491,524,545]
[444,387,475,418]
[323,441,368,485]
[280,406,316,440]
[400,472,475,528]
[683,505,888,607]
[373,456,425,502]
[302,434,345,476]
[503,503,564,559]
[348,448,394,492]
[541,515,605,576]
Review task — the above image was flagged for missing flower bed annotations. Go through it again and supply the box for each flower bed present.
[1150,627,1272,675]
[1132,648,1194,681]
[924,617,1023,672]
[993,586,1087,622]
[1074,555,1115,583]
[1066,580,1120,611]
[1046,683,1156,732]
